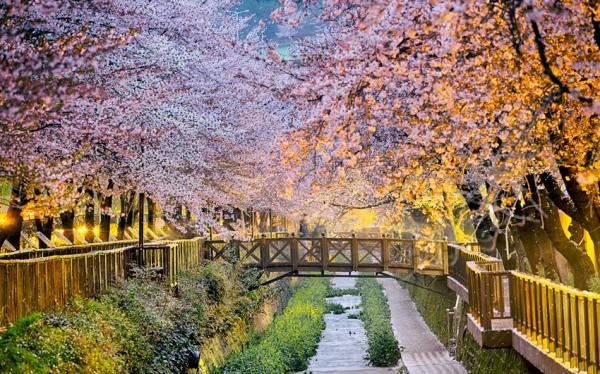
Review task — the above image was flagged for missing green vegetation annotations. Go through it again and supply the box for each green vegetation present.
[0,263,277,374]
[326,287,360,297]
[402,275,537,374]
[220,278,329,374]
[356,278,401,367]
[588,274,600,293]
[326,303,345,314]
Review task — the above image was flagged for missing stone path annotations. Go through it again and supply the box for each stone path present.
[378,278,467,374]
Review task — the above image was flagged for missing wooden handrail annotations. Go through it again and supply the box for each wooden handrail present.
[466,260,511,330]
[0,240,139,260]
[203,236,449,275]
[0,237,204,327]
[511,272,600,373]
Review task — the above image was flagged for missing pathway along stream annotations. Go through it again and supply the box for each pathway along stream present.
[300,277,400,374]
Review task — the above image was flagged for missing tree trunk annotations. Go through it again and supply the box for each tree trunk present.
[556,168,600,264]
[84,190,95,243]
[539,189,596,289]
[99,180,113,242]
[34,216,54,249]
[147,198,155,230]
[513,176,560,278]
[60,210,75,243]
[118,192,135,240]
[460,182,518,269]
[99,194,112,242]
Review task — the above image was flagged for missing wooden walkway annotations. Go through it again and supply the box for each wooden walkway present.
[204,236,448,276]
[378,278,466,374]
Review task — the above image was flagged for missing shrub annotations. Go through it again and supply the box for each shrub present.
[0,298,144,373]
[327,287,360,297]
[588,274,600,293]
[220,278,329,373]
[0,262,277,374]
[357,278,400,367]
[326,303,345,314]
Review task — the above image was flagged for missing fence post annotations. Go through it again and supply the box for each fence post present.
[161,245,171,285]
[442,236,449,275]
[200,238,207,262]
[411,235,419,271]
[351,234,358,271]
[235,240,241,262]
[291,233,298,271]
[382,234,389,271]
[260,234,268,270]
[321,234,328,273]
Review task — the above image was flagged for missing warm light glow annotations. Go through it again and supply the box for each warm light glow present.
[55,229,64,234]
[0,213,9,227]
[77,226,88,235]
[93,226,100,236]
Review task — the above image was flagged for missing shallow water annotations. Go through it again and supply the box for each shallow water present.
[300,277,373,373]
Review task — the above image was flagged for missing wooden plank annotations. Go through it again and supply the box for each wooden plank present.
[570,294,578,368]
[557,289,565,361]
[548,286,557,353]
[0,263,6,325]
[6,262,16,323]
[542,283,549,350]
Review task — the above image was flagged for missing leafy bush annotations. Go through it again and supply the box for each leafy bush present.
[0,298,145,373]
[326,303,345,314]
[588,274,600,293]
[327,287,360,297]
[220,278,329,373]
[357,278,401,367]
[0,262,276,374]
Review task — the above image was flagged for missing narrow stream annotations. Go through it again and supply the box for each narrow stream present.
[301,278,397,374]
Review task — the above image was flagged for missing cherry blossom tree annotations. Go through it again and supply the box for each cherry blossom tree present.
[278,0,600,288]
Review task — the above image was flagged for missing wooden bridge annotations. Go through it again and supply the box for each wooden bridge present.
[0,235,598,373]
[203,235,448,275]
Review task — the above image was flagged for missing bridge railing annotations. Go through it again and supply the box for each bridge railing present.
[466,260,512,331]
[511,272,600,373]
[204,235,448,275]
[0,237,203,327]
[448,243,497,287]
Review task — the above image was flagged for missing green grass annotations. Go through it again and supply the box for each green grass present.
[356,278,401,367]
[220,278,329,373]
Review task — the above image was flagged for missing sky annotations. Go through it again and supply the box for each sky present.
[235,0,324,57]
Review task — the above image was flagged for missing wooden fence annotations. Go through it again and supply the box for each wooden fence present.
[511,273,600,373]
[448,243,496,287]
[0,237,203,327]
[0,240,139,260]
[448,244,600,372]
[466,260,512,330]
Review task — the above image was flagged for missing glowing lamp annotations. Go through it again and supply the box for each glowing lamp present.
[77,226,88,235]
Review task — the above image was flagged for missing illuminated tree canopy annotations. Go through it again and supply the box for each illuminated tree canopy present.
[1,0,599,287]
